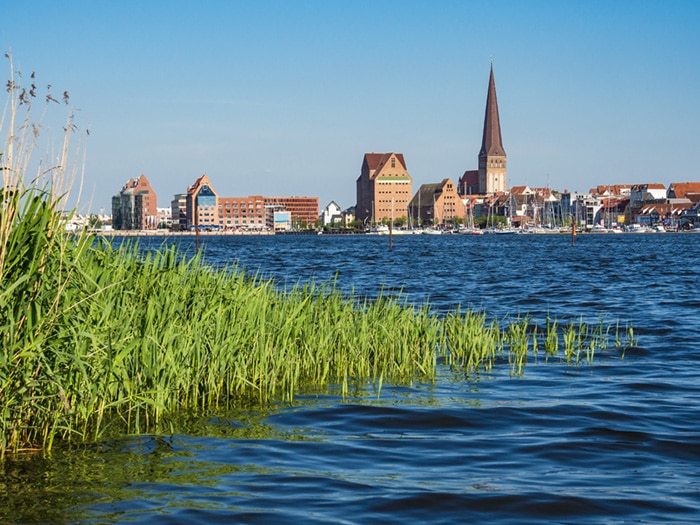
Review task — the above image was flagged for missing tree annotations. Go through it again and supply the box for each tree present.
[88,214,102,229]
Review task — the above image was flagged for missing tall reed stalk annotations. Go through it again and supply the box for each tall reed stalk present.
[0,56,637,456]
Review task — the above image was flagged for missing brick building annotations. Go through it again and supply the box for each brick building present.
[181,174,318,230]
[408,178,466,227]
[355,152,413,224]
[111,174,158,230]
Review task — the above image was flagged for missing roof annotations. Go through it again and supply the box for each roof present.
[509,185,532,195]
[637,203,693,216]
[363,152,407,173]
[591,184,632,196]
[669,182,700,200]
[459,170,479,184]
[409,179,453,207]
[478,65,506,158]
[631,183,666,191]
[187,174,216,197]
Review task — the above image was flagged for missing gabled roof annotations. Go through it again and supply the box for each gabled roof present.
[478,65,506,158]
[410,179,453,207]
[631,183,666,191]
[591,184,632,196]
[459,169,479,184]
[637,203,692,216]
[668,182,700,200]
[509,185,532,195]
[363,152,407,173]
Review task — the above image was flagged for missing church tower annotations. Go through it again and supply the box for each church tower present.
[478,65,507,194]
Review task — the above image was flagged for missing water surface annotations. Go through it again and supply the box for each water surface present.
[2,233,699,523]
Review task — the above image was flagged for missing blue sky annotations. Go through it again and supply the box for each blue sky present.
[3,0,699,214]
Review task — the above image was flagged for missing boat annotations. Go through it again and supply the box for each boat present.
[493,227,517,235]
[460,227,484,235]
[367,224,390,235]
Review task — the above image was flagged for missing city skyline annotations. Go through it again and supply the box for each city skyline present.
[2,1,699,214]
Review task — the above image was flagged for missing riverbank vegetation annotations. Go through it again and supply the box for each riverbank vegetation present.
[0,58,636,456]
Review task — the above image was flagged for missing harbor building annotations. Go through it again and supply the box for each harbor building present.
[182,174,318,230]
[355,152,413,224]
[219,195,267,230]
[111,174,158,230]
[186,174,220,230]
[170,194,187,231]
[264,196,319,227]
[477,65,507,195]
[408,178,465,227]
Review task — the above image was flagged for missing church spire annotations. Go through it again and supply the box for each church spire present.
[479,64,506,158]
[477,64,507,194]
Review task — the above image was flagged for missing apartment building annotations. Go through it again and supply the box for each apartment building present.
[111,174,158,230]
[180,175,317,230]
[264,196,319,226]
[186,174,219,229]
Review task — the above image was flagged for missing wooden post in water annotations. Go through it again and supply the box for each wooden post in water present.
[389,220,393,250]
[195,207,200,251]
[571,220,576,246]
[389,197,394,250]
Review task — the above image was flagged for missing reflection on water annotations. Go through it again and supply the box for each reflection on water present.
[2,234,700,523]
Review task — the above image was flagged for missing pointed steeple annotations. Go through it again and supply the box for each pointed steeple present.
[479,64,506,158]
[477,64,507,194]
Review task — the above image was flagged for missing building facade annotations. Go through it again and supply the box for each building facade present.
[408,178,466,226]
[170,193,187,231]
[111,174,158,230]
[264,196,319,227]
[186,174,220,230]
[477,65,507,195]
[457,170,480,196]
[355,152,413,223]
[321,201,343,226]
[179,175,318,231]
[219,195,267,230]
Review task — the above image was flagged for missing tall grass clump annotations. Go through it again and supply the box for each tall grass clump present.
[1,53,90,455]
[0,55,637,456]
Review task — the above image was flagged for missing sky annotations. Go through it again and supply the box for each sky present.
[2,0,699,215]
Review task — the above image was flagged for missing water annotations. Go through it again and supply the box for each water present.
[2,233,699,523]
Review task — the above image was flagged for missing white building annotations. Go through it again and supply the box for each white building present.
[320,201,342,226]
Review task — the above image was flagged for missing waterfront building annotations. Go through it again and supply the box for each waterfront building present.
[477,65,507,195]
[180,174,318,230]
[591,184,632,197]
[633,202,693,228]
[186,174,220,230]
[408,178,465,227]
[667,182,700,202]
[111,174,157,230]
[219,195,267,230]
[599,196,630,228]
[629,184,666,205]
[355,152,413,224]
[156,207,172,229]
[264,196,319,227]
[341,207,356,227]
[270,209,292,232]
[320,201,343,226]
[170,194,187,231]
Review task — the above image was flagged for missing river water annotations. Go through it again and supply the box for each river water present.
[2,233,699,523]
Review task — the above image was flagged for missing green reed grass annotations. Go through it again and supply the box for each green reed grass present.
[0,56,637,456]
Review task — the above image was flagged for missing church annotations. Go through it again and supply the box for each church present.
[459,64,507,196]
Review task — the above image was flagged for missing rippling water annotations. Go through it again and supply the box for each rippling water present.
[3,233,699,523]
